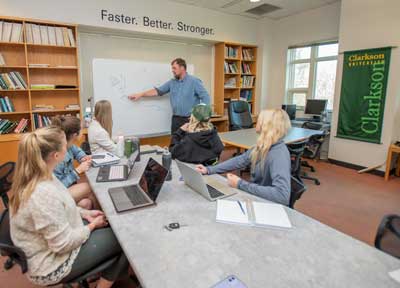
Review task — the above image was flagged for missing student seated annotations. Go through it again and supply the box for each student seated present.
[169,104,224,165]
[196,109,291,205]
[9,127,129,288]
[52,115,94,210]
[88,100,118,155]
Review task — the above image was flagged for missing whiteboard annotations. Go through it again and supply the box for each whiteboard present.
[92,58,194,137]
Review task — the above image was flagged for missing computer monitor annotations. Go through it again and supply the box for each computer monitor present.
[281,104,296,120]
[304,99,327,115]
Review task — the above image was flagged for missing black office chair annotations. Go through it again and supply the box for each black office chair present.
[375,214,400,259]
[286,140,307,182]
[228,100,253,131]
[0,161,15,209]
[0,209,120,288]
[289,176,307,209]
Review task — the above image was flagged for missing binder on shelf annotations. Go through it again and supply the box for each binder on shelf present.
[31,24,41,44]
[55,27,64,46]
[2,22,12,42]
[10,23,23,43]
[67,28,75,47]
[39,25,49,45]
[25,23,33,43]
[62,27,70,47]
[48,26,56,45]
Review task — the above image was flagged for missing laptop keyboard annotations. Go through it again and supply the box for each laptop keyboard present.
[123,186,150,206]
[110,166,124,179]
[206,184,224,199]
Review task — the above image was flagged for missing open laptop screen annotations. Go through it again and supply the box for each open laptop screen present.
[139,158,168,201]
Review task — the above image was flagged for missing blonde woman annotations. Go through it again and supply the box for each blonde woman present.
[9,127,129,287]
[196,109,291,205]
[169,104,224,165]
[88,100,117,154]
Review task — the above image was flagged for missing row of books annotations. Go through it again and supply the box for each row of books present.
[241,76,255,88]
[0,21,23,43]
[225,46,238,58]
[224,77,237,88]
[242,49,255,61]
[0,96,15,112]
[30,84,77,90]
[0,118,29,134]
[0,72,27,90]
[240,90,253,101]
[224,61,239,74]
[32,104,55,111]
[241,63,252,74]
[0,53,5,66]
[25,23,76,47]
[33,113,52,129]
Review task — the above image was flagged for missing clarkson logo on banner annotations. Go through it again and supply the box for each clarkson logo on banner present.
[337,47,392,144]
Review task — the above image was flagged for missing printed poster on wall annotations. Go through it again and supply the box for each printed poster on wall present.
[337,47,392,144]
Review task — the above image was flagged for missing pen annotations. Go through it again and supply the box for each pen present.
[237,201,245,215]
[106,152,114,157]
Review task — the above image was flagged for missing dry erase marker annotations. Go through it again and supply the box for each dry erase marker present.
[237,201,245,215]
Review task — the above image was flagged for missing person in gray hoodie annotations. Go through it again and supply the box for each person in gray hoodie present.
[196,109,291,205]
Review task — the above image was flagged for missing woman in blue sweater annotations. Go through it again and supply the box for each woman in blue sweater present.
[196,109,292,205]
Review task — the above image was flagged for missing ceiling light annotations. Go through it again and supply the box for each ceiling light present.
[250,0,261,2]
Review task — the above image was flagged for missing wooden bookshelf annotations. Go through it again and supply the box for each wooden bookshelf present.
[214,42,258,125]
[0,16,81,162]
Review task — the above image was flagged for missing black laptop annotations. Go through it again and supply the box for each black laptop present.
[108,157,168,213]
[96,151,139,182]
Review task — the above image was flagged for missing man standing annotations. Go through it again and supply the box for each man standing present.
[128,58,210,134]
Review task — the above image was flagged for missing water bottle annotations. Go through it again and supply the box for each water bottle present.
[131,136,140,162]
[124,138,132,158]
[116,135,124,158]
[162,148,172,181]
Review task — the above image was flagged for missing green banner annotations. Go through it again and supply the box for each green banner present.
[337,47,392,144]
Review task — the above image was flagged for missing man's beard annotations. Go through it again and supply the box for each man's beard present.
[174,73,179,80]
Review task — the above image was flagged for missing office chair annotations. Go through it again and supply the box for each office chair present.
[80,141,92,155]
[228,100,253,131]
[0,209,120,288]
[0,161,15,209]
[374,214,400,259]
[286,140,308,182]
[289,176,307,209]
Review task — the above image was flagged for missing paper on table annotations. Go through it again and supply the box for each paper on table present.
[216,199,249,225]
[389,269,400,283]
[253,202,292,229]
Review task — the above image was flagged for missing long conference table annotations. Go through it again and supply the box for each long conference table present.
[86,153,400,288]
[219,127,324,149]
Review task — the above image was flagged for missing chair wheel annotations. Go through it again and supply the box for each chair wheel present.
[311,167,316,172]
[315,180,320,185]
[4,258,14,270]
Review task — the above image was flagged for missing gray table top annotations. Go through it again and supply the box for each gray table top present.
[219,127,324,149]
[86,154,400,288]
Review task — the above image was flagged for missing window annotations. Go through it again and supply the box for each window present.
[285,42,338,110]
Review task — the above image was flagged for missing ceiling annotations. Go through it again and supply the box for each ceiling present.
[168,0,339,19]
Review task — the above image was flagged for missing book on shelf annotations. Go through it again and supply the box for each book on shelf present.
[0,118,28,134]
[241,63,251,74]
[29,63,50,68]
[33,113,52,129]
[0,53,5,66]
[24,23,76,47]
[240,76,255,88]
[224,61,238,74]
[55,84,77,89]
[65,104,80,110]
[240,90,253,101]
[0,72,27,90]
[225,46,238,58]
[0,96,16,112]
[10,23,23,43]
[242,49,254,61]
[33,104,55,111]
[30,84,56,90]
[224,77,237,88]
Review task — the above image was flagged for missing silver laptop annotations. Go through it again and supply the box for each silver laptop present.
[176,160,236,201]
[96,150,139,182]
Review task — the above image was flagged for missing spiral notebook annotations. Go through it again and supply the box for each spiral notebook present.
[216,199,292,229]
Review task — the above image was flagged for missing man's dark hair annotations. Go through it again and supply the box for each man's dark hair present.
[171,58,187,70]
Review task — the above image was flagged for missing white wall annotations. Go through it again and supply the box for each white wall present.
[328,0,400,171]
[0,0,258,44]
[258,2,341,110]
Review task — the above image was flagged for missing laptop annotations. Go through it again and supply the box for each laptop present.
[108,157,168,213]
[91,152,120,167]
[176,160,236,201]
[96,151,139,182]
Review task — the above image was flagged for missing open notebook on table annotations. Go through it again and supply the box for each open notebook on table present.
[216,199,292,229]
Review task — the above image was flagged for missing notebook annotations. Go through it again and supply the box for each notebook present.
[91,152,120,167]
[216,199,292,229]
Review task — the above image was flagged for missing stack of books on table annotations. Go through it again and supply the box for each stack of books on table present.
[0,72,27,90]
[25,23,76,47]
[30,84,56,90]
[65,104,80,110]
[0,96,15,112]
[0,118,29,134]
[0,21,23,43]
